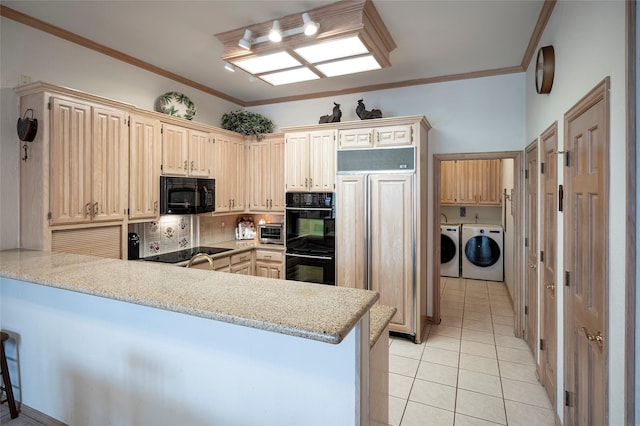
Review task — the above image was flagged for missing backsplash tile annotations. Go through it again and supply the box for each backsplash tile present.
[136,215,194,257]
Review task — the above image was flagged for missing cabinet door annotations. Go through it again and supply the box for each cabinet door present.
[255,262,282,279]
[440,160,458,205]
[285,133,310,192]
[456,160,477,204]
[189,130,213,177]
[309,130,335,191]
[476,159,502,205]
[129,115,162,220]
[336,175,366,289]
[369,174,414,333]
[162,124,189,176]
[230,137,246,211]
[338,128,373,149]
[50,97,92,225]
[212,135,230,211]
[248,140,270,211]
[269,137,285,211]
[375,125,413,147]
[92,106,127,222]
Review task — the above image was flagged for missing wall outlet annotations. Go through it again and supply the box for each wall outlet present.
[19,74,32,86]
[460,207,466,217]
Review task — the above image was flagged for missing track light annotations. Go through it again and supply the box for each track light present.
[224,62,236,72]
[269,20,282,42]
[238,29,252,50]
[302,13,319,36]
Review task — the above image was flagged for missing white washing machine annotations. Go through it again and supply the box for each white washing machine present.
[461,224,504,282]
[440,224,460,277]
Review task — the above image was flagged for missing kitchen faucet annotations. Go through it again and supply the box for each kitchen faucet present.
[186,252,215,270]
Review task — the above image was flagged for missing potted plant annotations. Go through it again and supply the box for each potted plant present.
[221,110,274,140]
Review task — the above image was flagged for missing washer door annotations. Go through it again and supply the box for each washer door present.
[464,236,500,267]
[441,234,457,264]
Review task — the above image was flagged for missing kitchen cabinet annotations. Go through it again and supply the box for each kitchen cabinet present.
[338,124,413,149]
[129,114,162,220]
[230,250,253,275]
[440,159,502,206]
[213,133,246,212]
[50,97,128,225]
[284,129,336,192]
[248,133,285,212]
[254,249,284,279]
[162,124,213,177]
[335,175,366,289]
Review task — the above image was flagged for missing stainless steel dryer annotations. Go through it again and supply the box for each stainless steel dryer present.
[461,224,504,282]
[440,224,460,277]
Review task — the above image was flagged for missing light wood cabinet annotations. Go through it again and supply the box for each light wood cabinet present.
[284,130,335,192]
[338,124,413,149]
[254,249,284,279]
[213,133,246,212]
[248,134,284,212]
[335,175,366,289]
[162,124,213,177]
[129,114,162,220]
[230,250,253,275]
[50,97,127,225]
[440,159,502,206]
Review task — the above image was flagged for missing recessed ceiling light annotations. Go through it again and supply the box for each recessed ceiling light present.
[316,55,381,77]
[260,67,320,86]
[234,51,301,74]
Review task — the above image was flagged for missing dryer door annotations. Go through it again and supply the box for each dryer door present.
[464,235,500,267]
[441,233,457,264]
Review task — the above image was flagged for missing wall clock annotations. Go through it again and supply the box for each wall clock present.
[535,45,555,94]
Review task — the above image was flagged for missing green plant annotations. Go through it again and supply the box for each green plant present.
[221,110,274,140]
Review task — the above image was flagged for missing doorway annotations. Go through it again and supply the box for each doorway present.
[433,151,523,338]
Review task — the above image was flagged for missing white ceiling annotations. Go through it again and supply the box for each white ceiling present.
[2,0,544,105]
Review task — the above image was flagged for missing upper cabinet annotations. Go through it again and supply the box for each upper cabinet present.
[248,133,285,212]
[284,129,336,192]
[338,124,413,149]
[129,114,162,221]
[161,123,213,178]
[212,132,246,212]
[440,159,502,206]
[49,97,128,225]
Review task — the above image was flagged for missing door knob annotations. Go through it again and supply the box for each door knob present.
[545,282,555,291]
[529,263,537,269]
[581,327,604,347]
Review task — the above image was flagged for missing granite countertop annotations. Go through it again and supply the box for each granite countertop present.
[0,249,378,344]
[369,304,397,348]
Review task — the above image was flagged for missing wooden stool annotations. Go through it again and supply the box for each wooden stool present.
[0,332,18,419]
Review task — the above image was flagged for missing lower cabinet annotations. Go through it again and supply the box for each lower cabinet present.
[230,251,253,275]
[255,249,284,279]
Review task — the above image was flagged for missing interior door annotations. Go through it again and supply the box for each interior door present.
[563,80,609,425]
[540,122,558,407]
[524,141,538,355]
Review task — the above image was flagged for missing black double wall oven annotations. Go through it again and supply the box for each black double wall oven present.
[285,192,335,285]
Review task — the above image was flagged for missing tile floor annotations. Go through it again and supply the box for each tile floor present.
[388,277,555,426]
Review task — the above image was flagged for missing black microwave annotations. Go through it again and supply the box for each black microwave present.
[160,176,215,215]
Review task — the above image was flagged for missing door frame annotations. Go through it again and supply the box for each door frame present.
[432,151,524,337]
[524,140,539,354]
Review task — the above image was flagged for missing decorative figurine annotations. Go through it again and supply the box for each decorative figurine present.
[319,102,342,124]
[356,99,382,120]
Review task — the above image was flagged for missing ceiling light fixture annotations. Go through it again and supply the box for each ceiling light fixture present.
[215,0,395,86]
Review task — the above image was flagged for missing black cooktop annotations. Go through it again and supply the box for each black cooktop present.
[143,246,232,264]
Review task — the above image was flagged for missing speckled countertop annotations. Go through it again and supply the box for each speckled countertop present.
[369,304,397,348]
[0,249,378,344]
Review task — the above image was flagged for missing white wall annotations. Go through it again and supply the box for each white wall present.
[0,18,241,249]
[524,1,627,422]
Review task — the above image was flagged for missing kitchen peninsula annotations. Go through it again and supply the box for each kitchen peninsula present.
[0,249,395,425]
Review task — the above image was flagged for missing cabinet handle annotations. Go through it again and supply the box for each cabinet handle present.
[229,199,232,208]
[93,202,99,216]
[266,198,269,207]
[270,199,273,208]
[305,178,308,188]
[191,160,195,171]
[84,203,91,218]
[309,177,313,188]
[183,160,188,170]
[154,200,159,213]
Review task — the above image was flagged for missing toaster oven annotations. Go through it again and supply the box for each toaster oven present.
[257,223,284,245]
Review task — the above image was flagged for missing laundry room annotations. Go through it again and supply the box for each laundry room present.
[438,156,517,299]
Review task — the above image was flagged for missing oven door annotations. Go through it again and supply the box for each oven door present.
[285,208,335,253]
[285,253,335,285]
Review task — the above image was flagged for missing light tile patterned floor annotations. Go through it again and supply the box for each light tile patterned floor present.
[388,277,555,426]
